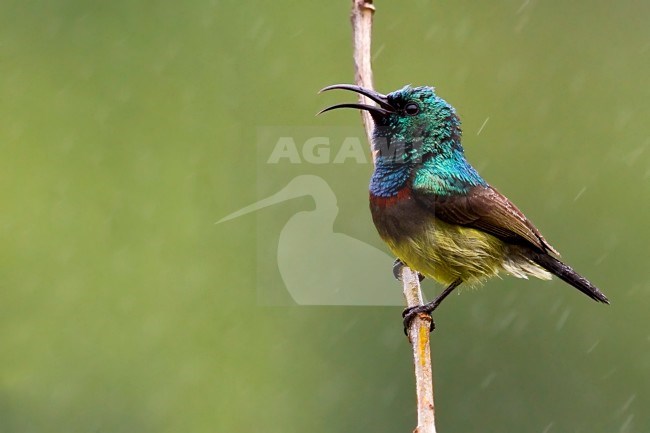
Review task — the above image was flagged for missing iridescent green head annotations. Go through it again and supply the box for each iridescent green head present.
[319,84,462,164]
[320,84,484,196]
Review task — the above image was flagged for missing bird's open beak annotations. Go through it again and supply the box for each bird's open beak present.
[317,84,394,118]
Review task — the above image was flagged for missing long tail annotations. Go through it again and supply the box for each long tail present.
[530,252,610,304]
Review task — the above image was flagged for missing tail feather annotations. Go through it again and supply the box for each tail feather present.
[530,252,610,304]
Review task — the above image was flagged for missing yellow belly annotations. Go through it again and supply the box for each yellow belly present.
[370,194,552,286]
[382,218,505,285]
[381,216,551,287]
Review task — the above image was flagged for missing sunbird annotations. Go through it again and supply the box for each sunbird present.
[319,84,609,331]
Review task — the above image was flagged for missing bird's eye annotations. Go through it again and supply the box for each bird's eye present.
[404,102,420,116]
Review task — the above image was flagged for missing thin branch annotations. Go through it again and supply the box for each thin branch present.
[350,0,377,153]
[400,268,437,433]
[349,2,437,432]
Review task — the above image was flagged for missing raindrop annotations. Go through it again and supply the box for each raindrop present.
[619,414,634,432]
[495,311,517,331]
[372,44,385,62]
[586,340,600,354]
[622,145,646,167]
[573,186,587,201]
[618,394,636,414]
[555,308,570,331]
[476,117,490,136]
[541,422,554,433]
[516,0,531,14]
[480,371,496,389]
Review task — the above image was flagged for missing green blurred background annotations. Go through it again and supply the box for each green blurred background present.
[1,1,649,432]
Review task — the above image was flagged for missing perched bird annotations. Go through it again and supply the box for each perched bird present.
[319,84,609,331]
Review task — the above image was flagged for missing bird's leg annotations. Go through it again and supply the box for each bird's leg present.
[402,279,462,334]
[392,258,404,280]
[392,258,425,282]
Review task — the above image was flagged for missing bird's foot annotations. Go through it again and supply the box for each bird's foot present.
[400,279,462,335]
[402,303,436,335]
[392,259,403,280]
[392,259,424,282]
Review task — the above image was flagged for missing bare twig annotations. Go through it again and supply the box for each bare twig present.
[350,0,377,153]
[350,1,437,432]
[400,268,437,433]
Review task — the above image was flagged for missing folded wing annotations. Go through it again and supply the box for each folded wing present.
[413,184,559,255]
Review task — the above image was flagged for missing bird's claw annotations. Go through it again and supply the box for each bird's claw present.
[392,259,424,282]
[392,259,404,280]
[402,305,436,335]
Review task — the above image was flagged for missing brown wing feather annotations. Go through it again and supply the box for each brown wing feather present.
[413,185,559,255]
